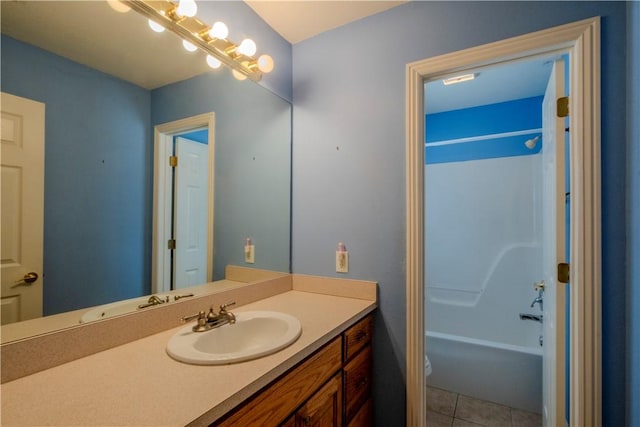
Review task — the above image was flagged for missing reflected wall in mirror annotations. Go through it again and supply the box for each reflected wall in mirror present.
[0,1,291,341]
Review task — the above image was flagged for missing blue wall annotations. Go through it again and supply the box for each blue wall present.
[1,28,291,314]
[291,2,627,425]
[425,96,543,164]
[1,35,153,314]
[151,72,292,279]
[627,2,640,425]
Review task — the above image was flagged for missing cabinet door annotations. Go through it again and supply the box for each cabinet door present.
[296,372,342,427]
[343,345,372,423]
[347,398,372,427]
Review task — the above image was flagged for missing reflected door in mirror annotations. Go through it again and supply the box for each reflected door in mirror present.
[174,136,209,289]
[1,92,45,324]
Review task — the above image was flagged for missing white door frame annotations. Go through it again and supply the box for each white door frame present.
[152,113,215,293]
[406,18,601,426]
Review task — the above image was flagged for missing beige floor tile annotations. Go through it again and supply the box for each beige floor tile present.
[454,395,511,427]
[452,418,486,427]
[511,408,542,427]
[426,386,458,416]
[427,410,454,427]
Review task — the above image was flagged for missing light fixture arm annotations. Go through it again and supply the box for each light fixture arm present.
[128,0,263,81]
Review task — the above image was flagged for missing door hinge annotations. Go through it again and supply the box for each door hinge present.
[558,262,570,283]
[557,97,569,118]
[169,155,178,167]
[168,239,176,250]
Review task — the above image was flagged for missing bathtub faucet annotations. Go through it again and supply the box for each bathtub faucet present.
[519,313,543,323]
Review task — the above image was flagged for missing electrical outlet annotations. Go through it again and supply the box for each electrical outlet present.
[245,245,255,263]
[336,250,348,273]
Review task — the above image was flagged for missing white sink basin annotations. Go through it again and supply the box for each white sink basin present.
[166,311,302,365]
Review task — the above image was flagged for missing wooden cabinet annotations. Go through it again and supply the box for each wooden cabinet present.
[343,315,372,361]
[215,314,373,427]
[342,317,373,426]
[283,372,343,427]
[343,345,372,423]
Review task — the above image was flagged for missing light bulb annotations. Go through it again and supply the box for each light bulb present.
[238,39,257,56]
[182,40,197,52]
[232,70,247,81]
[148,19,165,33]
[209,22,228,39]
[257,54,274,73]
[206,55,221,69]
[107,0,130,13]
[176,0,197,17]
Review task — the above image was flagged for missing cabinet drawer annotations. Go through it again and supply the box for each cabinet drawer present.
[346,398,372,427]
[343,316,372,361]
[343,345,372,423]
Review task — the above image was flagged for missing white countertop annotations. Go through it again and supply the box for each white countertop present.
[1,290,375,426]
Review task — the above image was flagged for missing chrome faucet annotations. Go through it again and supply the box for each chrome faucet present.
[182,301,236,332]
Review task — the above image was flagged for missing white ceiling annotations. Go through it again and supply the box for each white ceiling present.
[425,57,556,114]
[245,1,406,44]
[0,1,213,89]
[1,1,555,111]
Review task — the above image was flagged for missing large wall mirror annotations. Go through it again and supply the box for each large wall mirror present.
[0,1,291,342]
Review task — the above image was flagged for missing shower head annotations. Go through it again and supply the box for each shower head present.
[524,135,540,149]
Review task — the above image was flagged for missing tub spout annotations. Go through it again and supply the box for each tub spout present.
[519,313,543,323]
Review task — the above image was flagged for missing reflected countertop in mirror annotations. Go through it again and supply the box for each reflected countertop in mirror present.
[0,1,292,343]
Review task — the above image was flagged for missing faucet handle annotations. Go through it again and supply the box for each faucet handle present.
[174,293,194,301]
[533,280,545,292]
[219,301,236,313]
[182,311,206,323]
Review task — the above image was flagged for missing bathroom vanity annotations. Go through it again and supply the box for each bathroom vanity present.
[216,314,373,426]
[0,274,376,426]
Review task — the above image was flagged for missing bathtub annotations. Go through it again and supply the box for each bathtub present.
[426,331,542,413]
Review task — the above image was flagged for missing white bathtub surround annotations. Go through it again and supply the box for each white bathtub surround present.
[424,155,543,412]
[425,155,543,347]
[426,331,542,413]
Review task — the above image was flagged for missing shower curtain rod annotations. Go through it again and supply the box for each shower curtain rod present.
[425,128,542,147]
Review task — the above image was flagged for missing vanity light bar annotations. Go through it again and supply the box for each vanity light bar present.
[127,0,264,81]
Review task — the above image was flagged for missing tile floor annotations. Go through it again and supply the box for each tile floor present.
[426,386,542,427]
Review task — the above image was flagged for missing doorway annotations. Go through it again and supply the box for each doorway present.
[423,56,567,425]
[152,113,215,294]
[405,18,601,427]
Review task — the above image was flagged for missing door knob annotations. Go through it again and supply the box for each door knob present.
[12,272,38,288]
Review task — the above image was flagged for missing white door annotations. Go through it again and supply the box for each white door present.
[541,59,567,427]
[173,137,208,289]
[1,92,45,324]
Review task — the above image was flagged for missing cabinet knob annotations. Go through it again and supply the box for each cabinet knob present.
[354,330,368,342]
[357,377,368,389]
